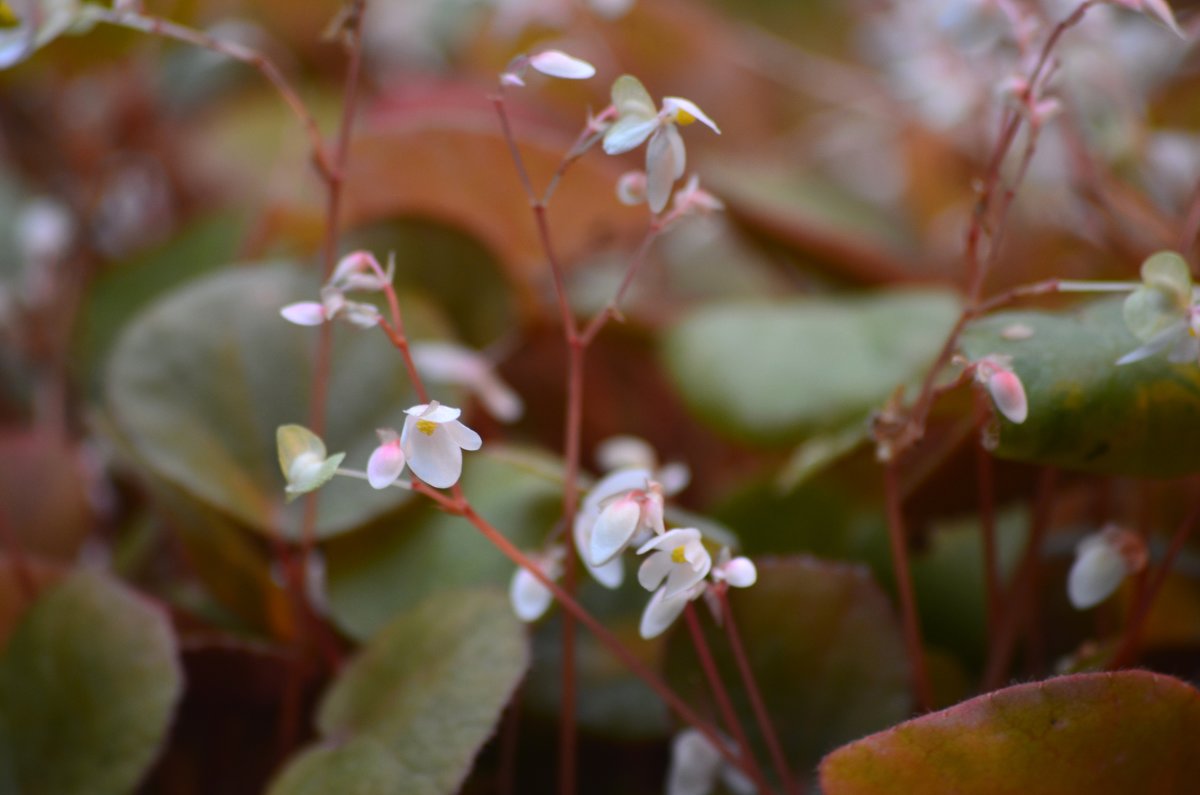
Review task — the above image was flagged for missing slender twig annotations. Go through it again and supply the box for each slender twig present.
[1109,491,1200,669]
[882,463,933,711]
[983,468,1057,689]
[716,588,802,795]
[683,604,776,795]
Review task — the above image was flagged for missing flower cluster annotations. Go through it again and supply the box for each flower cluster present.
[280,250,392,329]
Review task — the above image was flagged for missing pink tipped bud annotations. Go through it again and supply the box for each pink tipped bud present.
[986,369,1028,424]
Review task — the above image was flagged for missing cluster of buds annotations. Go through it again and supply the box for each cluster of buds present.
[280,250,393,329]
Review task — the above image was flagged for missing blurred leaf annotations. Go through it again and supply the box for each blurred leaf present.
[776,417,871,489]
[270,590,528,795]
[662,290,960,446]
[961,298,1200,477]
[667,557,912,776]
[0,571,182,795]
[105,262,448,540]
[325,446,561,641]
[820,671,1200,794]
[75,212,246,390]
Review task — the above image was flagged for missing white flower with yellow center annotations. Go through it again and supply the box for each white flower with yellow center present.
[602,75,720,213]
[399,401,482,488]
[637,527,711,599]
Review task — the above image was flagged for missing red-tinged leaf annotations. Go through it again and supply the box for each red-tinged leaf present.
[820,671,1200,795]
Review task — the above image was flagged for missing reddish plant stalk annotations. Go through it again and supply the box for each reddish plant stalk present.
[1109,492,1200,669]
[883,463,934,711]
[716,588,802,795]
[683,604,775,795]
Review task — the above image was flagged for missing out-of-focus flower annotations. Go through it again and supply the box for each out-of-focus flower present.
[399,401,482,488]
[1109,0,1184,37]
[711,548,757,589]
[501,48,595,86]
[666,729,757,795]
[411,341,524,423]
[0,0,93,69]
[1067,525,1148,609]
[670,174,724,216]
[509,546,564,622]
[1118,251,1200,366]
[280,250,390,330]
[972,354,1028,424]
[602,75,720,213]
[588,481,664,566]
[276,424,345,501]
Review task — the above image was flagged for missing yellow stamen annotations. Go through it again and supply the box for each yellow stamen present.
[671,546,687,564]
[0,2,19,27]
[415,419,438,436]
[674,108,697,126]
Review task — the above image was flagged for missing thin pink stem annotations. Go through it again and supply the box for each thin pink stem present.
[715,588,802,795]
[883,463,934,711]
[683,604,776,795]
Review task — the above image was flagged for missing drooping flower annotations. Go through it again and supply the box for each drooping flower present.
[410,341,524,423]
[399,401,482,488]
[1117,251,1199,366]
[972,354,1028,424]
[602,75,720,213]
[666,729,756,795]
[1067,525,1148,609]
[637,527,712,599]
[366,428,406,489]
[276,424,345,501]
[280,250,390,330]
[501,49,595,86]
[509,546,565,622]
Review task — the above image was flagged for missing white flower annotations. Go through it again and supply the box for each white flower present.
[1117,251,1200,366]
[501,49,595,86]
[666,729,757,795]
[1067,525,1148,609]
[0,0,88,70]
[637,527,711,599]
[973,354,1028,424]
[280,286,380,329]
[588,482,665,566]
[573,467,655,589]
[602,75,720,213]
[400,401,482,488]
[711,549,757,589]
[329,250,393,292]
[411,341,524,423]
[276,424,345,501]
[639,581,705,639]
[366,428,406,489]
[509,546,565,622]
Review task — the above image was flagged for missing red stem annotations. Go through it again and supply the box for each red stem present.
[716,588,802,795]
[883,463,933,711]
[683,604,776,795]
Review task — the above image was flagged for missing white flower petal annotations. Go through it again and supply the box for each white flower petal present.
[367,442,406,489]
[611,74,657,119]
[1116,321,1185,365]
[603,115,659,155]
[638,550,675,592]
[646,128,679,213]
[667,729,724,795]
[588,555,625,589]
[445,420,483,451]
[404,402,462,423]
[280,301,326,326]
[403,427,464,488]
[590,498,642,565]
[656,462,691,496]
[637,527,700,555]
[582,468,653,514]
[474,370,524,422]
[662,97,721,134]
[510,567,554,622]
[640,586,689,639]
[1067,539,1129,609]
[664,553,709,599]
[529,49,596,80]
[596,435,657,472]
[666,123,686,180]
[722,557,757,588]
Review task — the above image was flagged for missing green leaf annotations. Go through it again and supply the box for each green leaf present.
[0,571,183,795]
[105,262,448,540]
[269,590,528,795]
[662,290,960,445]
[667,557,912,776]
[325,447,562,641]
[961,298,1200,477]
[820,671,1200,794]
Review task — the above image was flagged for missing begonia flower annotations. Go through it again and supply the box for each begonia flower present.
[509,546,565,622]
[400,401,482,488]
[637,527,712,599]
[1067,525,1148,610]
[602,75,720,213]
[366,428,406,489]
[276,424,345,501]
[1117,251,1200,366]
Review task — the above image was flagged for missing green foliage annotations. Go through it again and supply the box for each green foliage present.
[820,671,1200,794]
[0,572,182,795]
[961,298,1200,476]
[663,290,960,446]
[268,590,528,795]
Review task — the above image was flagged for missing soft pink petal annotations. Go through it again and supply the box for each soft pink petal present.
[280,302,326,326]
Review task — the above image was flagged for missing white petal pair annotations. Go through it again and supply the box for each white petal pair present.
[366,402,482,490]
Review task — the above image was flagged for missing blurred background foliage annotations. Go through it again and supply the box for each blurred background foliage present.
[3,0,1200,793]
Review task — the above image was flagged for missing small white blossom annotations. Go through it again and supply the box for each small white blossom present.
[588,481,665,566]
[411,341,524,423]
[399,401,482,488]
[1067,525,1148,609]
[501,48,595,86]
[972,354,1028,424]
[276,424,345,501]
[573,467,655,589]
[637,527,711,599]
[711,549,757,589]
[366,428,406,489]
[280,250,389,329]
[602,75,720,213]
[509,546,565,622]
[666,729,757,795]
